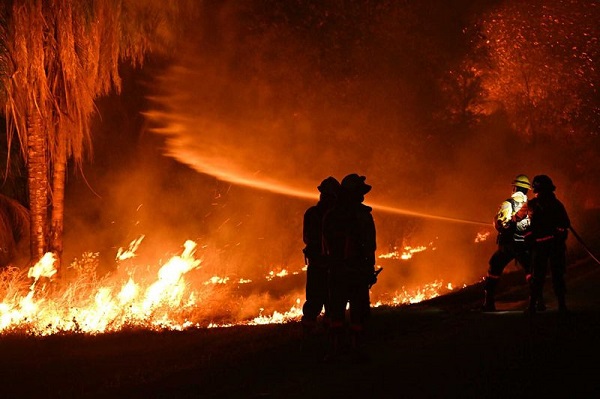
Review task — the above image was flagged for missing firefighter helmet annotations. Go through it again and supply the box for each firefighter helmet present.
[532,175,555,192]
[317,176,341,196]
[512,174,531,190]
[341,173,371,194]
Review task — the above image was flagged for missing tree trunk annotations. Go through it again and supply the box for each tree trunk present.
[26,110,50,264]
[50,133,67,271]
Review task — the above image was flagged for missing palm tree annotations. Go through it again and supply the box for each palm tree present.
[0,0,195,270]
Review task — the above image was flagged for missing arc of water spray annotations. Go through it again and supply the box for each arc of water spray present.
[146,126,491,227]
[241,177,490,227]
[162,150,491,227]
[371,203,490,227]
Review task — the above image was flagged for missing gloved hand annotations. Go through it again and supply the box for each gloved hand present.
[516,217,530,232]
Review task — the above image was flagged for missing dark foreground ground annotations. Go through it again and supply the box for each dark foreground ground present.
[1,257,600,398]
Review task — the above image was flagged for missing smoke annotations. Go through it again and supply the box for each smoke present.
[136,1,497,286]
[61,1,596,313]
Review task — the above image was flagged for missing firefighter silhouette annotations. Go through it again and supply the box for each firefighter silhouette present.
[514,175,571,314]
[301,176,341,333]
[482,174,544,312]
[322,173,377,361]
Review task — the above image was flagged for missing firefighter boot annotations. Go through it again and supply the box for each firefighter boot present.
[481,276,498,312]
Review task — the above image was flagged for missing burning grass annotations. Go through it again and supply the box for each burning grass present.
[0,231,491,336]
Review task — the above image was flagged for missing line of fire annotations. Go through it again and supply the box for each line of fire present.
[0,1,598,339]
[0,217,493,335]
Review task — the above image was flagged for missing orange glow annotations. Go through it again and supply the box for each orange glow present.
[372,280,464,307]
[475,231,490,243]
[266,269,290,280]
[378,242,436,260]
[0,236,472,335]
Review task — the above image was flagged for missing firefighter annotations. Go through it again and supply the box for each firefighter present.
[482,174,543,312]
[515,175,571,314]
[322,173,377,361]
[301,176,341,334]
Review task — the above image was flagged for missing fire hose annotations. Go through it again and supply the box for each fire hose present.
[569,226,600,266]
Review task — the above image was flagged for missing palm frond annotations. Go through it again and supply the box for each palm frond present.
[0,192,29,267]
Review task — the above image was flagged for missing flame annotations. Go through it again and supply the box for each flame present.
[0,236,472,336]
[266,269,289,281]
[204,276,230,285]
[0,239,204,335]
[378,242,436,260]
[27,252,57,284]
[475,230,490,243]
[116,235,146,260]
[373,280,465,307]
